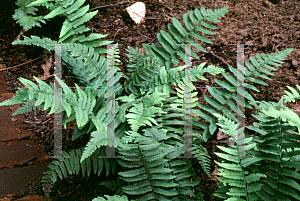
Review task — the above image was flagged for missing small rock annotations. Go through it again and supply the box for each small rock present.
[11,117,18,122]
[292,59,298,66]
[237,29,248,37]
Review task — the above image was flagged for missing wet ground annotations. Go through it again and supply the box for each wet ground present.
[0,0,299,200]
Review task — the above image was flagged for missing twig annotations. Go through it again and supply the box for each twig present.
[145,17,160,20]
[199,53,206,58]
[272,41,285,52]
[197,0,202,7]
[155,1,173,11]
[0,55,43,72]
[43,117,53,125]
[206,47,230,67]
[137,31,153,40]
[16,128,21,140]
[88,1,130,12]
[91,28,99,33]
[148,37,157,44]
[273,80,289,85]
[114,27,128,38]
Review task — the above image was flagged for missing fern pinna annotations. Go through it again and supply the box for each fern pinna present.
[2,0,299,200]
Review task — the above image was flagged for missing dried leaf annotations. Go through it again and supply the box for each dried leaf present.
[37,54,53,80]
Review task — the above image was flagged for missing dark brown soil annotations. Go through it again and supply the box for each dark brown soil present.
[0,0,299,200]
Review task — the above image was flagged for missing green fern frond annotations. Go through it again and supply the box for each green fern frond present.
[0,76,54,111]
[13,0,49,31]
[248,105,300,200]
[124,91,167,132]
[214,96,300,200]
[142,6,229,70]
[62,43,124,98]
[13,40,123,101]
[191,62,225,81]
[196,48,294,141]
[124,51,164,96]
[12,99,44,116]
[99,179,125,196]
[260,100,300,133]
[117,128,176,200]
[13,0,113,53]
[117,6,227,96]
[162,80,200,131]
[12,35,58,50]
[117,126,203,200]
[42,146,117,198]
[107,43,122,66]
[124,45,224,97]
[54,75,105,129]
[191,144,212,177]
[80,129,122,163]
[0,75,107,130]
[0,88,29,107]
[213,113,266,201]
[79,94,134,162]
[40,0,113,52]
[250,98,300,134]
[282,85,300,103]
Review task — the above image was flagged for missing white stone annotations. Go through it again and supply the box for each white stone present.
[126,2,146,24]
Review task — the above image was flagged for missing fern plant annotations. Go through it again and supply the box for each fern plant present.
[2,0,299,200]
